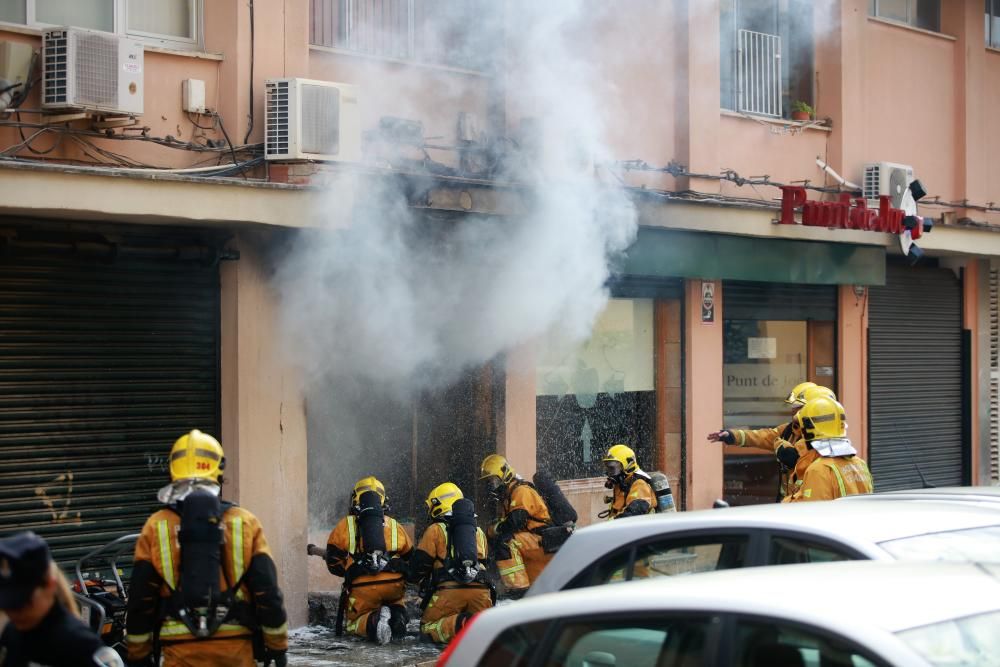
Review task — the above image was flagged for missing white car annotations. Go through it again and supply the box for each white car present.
[526,499,1000,597]
[838,486,1000,506]
[441,560,1000,666]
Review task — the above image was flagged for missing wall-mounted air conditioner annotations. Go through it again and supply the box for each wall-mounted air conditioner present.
[265,77,361,162]
[863,162,915,210]
[42,27,143,116]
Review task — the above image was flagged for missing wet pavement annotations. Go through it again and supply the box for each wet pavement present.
[287,622,440,667]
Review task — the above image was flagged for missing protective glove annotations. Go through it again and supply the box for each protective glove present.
[386,557,408,574]
[780,422,797,442]
[776,443,800,471]
[707,430,736,445]
[262,649,288,667]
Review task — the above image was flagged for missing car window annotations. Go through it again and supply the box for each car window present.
[896,609,1000,666]
[768,535,854,565]
[878,525,1000,562]
[541,616,716,667]
[480,620,550,667]
[570,535,750,589]
[733,617,881,667]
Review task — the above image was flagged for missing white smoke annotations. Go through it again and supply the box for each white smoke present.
[275,1,638,390]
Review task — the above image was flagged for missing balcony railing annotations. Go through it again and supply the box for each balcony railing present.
[737,28,782,118]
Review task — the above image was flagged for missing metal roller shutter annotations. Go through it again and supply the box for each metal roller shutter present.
[869,263,964,490]
[724,282,837,321]
[990,266,999,482]
[0,227,220,565]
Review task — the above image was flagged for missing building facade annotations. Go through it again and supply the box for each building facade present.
[1,0,999,625]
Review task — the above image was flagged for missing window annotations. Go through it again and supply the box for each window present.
[768,535,854,565]
[480,621,550,667]
[869,0,941,32]
[720,0,815,119]
[309,0,497,71]
[536,298,656,481]
[734,617,882,667]
[722,282,837,505]
[0,1,200,49]
[542,616,717,667]
[897,610,1000,666]
[987,0,1000,48]
[569,534,750,589]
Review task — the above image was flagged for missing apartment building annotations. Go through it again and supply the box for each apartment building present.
[0,0,999,624]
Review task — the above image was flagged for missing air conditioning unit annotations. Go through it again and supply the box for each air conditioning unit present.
[42,27,143,116]
[863,162,915,210]
[265,78,360,162]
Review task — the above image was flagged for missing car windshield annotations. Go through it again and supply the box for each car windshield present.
[877,525,1000,561]
[896,610,1000,666]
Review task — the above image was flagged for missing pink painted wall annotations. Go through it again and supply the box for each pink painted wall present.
[685,280,723,509]
[838,285,869,460]
[859,20,958,200]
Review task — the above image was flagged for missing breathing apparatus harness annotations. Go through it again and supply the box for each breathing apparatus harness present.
[421,499,494,609]
[598,468,653,519]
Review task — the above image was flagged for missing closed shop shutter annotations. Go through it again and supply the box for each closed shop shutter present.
[0,226,220,565]
[724,282,837,321]
[869,263,964,490]
[990,266,999,482]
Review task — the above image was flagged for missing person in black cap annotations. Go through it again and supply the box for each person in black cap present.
[0,531,122,667]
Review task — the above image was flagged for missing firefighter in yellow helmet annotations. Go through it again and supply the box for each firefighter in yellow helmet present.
[787,397,874,502]
[708,382,835,501]
[479,454,554,597]
[126,430,288,667]
[311,476,411,644]
[408,483,493,644]
[602,444,656,519]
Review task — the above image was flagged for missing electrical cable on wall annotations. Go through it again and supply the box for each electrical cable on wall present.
[243,0,255,144]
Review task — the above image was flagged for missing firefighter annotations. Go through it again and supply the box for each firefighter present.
[708,382,834,500]
[125,430,288,667]
[601,444,656,519]
[317,477,411,644]
[408,483,493,644]
[479,455,554,595]
[787,396,874,502]
[0,532,123,667]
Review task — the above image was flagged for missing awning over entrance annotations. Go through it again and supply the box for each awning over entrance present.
[623,227,886,286]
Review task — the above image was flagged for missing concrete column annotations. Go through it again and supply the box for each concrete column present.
[824,0,869,181]
[838,285,869,460]
[963,259,981,482]
[943,0,989,208]
[674,0,720,192]
[684,280,723,509]
[655,299,683,490]
[220,232,309,628]
[498,342,537,478]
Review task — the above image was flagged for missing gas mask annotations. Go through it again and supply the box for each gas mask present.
[483,476,505,501]
[604,461,625,489]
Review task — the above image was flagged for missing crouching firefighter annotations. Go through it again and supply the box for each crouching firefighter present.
[318,477,411,645]
[409,483,494,644]
[125,430,288,667]
[601,444,656,519]
[480,455,560,598]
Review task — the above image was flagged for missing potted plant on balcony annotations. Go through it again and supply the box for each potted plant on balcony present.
[791,101,814,121]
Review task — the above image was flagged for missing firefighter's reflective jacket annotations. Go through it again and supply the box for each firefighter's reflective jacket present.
[125,504,288,662]
[609,474,657,519]
[324,515,412,585]
[788,449,875,502]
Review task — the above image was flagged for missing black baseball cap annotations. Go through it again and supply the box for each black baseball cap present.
[0,532,52,609]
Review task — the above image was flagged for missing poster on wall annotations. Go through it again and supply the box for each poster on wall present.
[747,337,776,359]
[701,281,715,324]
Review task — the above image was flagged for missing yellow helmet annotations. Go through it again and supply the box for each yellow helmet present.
[479,454,515,484]
[602,444,638,475]
[796,397,847,441]
[169,430,225,484]
[785,381,818,406]
[426,482,463,518]
[351,476,386,507]
[802,385,837,403]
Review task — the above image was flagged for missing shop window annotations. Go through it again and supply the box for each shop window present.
[536,298,656,482]
[2,1,200,49]
[988,0,1000,48]
[309,0,497,71]
[869,0,941,32]
[720,0,815,119]
[722,282,837,505]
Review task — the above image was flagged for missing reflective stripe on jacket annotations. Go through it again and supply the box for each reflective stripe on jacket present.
[326,515,412,586]
[788,455,875,502]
